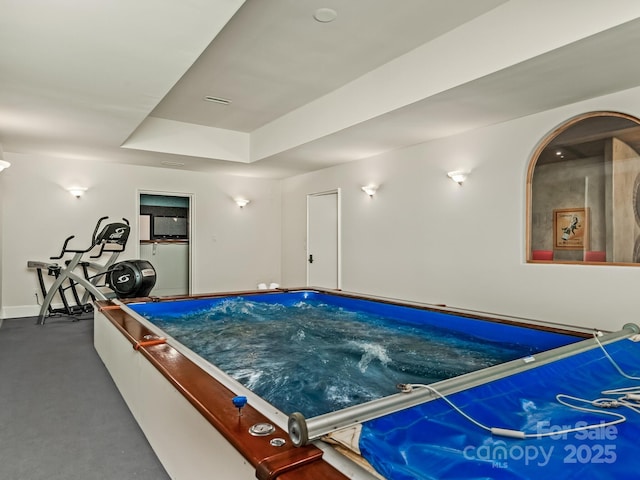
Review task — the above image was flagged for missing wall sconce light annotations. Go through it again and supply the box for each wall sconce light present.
[67,187,87,198]
[447,170,469,185]
[235,198,250,208]
[361,185,378,197]
[0,143,9,172]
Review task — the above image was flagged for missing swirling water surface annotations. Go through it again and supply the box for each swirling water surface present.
[142,298,538,417]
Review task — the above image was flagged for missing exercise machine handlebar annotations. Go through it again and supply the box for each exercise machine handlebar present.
[49,216,130,260]
[91,216,109,245]
[50,235,78,259]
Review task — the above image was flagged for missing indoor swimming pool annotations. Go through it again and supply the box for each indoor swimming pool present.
[128,291,581,418]
[94,288,638,479]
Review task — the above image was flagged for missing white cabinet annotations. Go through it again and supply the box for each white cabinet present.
[140,242,189,296]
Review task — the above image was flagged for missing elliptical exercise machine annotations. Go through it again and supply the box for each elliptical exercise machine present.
[28,217,156,325]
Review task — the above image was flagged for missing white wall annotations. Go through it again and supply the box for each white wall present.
[0,165,4,327]
[1,153,281,318]
[281,86,640,332]
[5,88,640,331]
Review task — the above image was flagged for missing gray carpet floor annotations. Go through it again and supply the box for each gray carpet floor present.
[0,315,170,480]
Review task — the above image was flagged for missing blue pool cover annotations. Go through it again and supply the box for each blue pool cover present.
[359,336,640,479]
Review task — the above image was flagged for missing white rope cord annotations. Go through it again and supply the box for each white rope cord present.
[404,383,626,439]
[592,332,640,414]
[401,330,640,440]
[593,331,640,382]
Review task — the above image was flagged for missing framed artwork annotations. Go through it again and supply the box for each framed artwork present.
[553,208,589,250]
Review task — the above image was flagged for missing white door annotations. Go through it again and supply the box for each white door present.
[307,190,340,289]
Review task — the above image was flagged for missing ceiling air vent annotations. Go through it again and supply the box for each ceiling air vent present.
[203,96,231,105]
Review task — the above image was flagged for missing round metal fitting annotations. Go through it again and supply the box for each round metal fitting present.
[249,422,275,436]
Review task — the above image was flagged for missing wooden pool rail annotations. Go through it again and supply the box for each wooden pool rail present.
[96,301,349,480]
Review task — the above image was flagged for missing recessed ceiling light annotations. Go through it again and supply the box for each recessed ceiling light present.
[313,7,337,23]
[161,160,185,167]
[203,96,231,105]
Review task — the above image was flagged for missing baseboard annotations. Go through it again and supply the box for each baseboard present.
[2,304,42,319]
[2,301,96,321]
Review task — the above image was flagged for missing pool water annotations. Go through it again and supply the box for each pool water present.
[131,293,578,418]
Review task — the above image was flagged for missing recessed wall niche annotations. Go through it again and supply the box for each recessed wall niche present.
[527,112,640,265]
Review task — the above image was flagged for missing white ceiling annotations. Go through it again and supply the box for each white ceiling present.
[2,0,640,178]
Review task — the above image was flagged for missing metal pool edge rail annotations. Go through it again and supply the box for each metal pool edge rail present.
[288,323,640,446]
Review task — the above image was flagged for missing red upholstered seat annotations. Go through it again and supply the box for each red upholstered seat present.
[584,251,606,262]
[532,250,553,260]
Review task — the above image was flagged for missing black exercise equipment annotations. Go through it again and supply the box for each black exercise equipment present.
[28,217,157,325]
[106,260,156,298]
